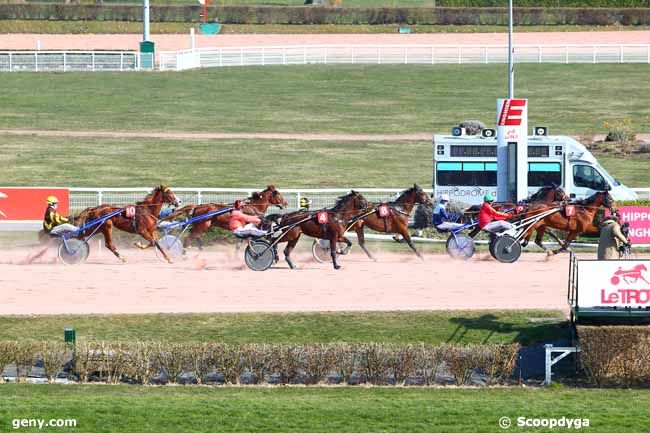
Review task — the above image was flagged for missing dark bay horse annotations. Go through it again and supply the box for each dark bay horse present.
[465,184,569,215]
[351,184,432,260]
[521,190,615,255]
[163,185,288,249]
[75,185,180,263]
[269,190,368,270]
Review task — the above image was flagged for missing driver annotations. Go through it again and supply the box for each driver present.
[229,200,267,238]
[43,195,76,235]
[432,194,464,231]
[478,194,513,233]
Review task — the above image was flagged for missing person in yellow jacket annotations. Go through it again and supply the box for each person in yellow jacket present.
[597,215,629,260]
[43,196,69,232]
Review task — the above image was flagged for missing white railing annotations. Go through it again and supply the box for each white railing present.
[159,44,650,71]
[0,51,148,72]
[68,186,649,213]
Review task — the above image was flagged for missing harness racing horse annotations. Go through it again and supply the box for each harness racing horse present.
[268,190,368,270]
[75,185,180,263]
[162,185,288,249]
[351,184,432,260]
[521,190,615,255]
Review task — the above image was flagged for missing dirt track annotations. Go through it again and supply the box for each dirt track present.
[2,31,649,52]
[0,244,578,315]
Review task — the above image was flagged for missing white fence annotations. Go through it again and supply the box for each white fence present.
[0,51,148,72]
[68,186,650,213]
[159,44,650,71]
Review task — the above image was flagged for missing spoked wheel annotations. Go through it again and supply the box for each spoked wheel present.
[57,238,90,265]
[155,235,184,262]
[446,234,475,259]
[312,240,351,263]
[245,240,275,271]
[491,235,522,263]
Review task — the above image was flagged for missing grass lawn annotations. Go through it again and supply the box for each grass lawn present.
[0,310,566,345]
[2,135,649,188]
[0,385,648,433]
[2,64,649,135]
[2,20,648,33]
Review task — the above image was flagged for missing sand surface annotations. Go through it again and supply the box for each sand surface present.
[2,31,649,52]
[0,243,577,315]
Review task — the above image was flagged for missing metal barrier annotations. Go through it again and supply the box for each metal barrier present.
[0,51,146,72]
[68,187,430,214]
[159,44,650,71]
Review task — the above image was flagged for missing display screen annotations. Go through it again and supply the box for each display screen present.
[528,146,550,158]
[450,145,497,157]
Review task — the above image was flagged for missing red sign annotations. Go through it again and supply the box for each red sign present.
[125,206,136,218]
[497,99,527,126]
[0,188,69,220]
[609,206,650,244]
[378,204,390,217]
[565,205,576,217]
[317,211,329,224]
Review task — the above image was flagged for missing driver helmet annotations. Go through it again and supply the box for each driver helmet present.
[46,195,59,206]
[483,193,494,203]
[439,194,450,203]
[299,197,312,209]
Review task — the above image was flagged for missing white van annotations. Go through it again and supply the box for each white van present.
[433,132,638,206]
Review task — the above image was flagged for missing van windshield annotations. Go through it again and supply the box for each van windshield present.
[596,164,620,186]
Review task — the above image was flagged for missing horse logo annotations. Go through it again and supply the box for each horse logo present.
[610,264,649,286]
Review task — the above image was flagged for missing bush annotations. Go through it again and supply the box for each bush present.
[2,5,650,25]
[604,118,636,145]
[579,326,650,386]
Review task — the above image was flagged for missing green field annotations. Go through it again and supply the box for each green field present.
[1,134,648,187]
[2,64,649,135]
[1,385,649,433]
[0,310,566,345]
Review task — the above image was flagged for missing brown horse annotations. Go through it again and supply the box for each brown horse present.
[162,185,288,249]
[521,190,615,255]
[269,190,368,270]
[351,184,432,260]
[75,185,180,263]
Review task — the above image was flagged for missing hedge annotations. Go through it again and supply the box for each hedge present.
[0,341,520,386]
[2,5,650,25]
[579,326,650,387]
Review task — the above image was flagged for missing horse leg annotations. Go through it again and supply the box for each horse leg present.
[330,235,341,270]
[552,232,577,255]
[355,226,376,261]
[142,230,173,263]
[102,224,125,262]
[283,238,299,270]
[402,231,423,260]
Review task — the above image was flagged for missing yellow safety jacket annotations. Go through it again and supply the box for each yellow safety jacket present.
[43,206,69,232]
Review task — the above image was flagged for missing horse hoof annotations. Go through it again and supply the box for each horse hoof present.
[134,242,146,250]
[120,256,127,263]
[334,265,342,270]
[166,259,174,264]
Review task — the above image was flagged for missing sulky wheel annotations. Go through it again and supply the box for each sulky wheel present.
[312,239,332,263]
[446,233,475,260]
[491,235,522,263]
[245,239,275,271]
[155,235,184,262]
[57,238,90,265]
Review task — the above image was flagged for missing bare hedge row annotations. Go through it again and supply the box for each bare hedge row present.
[0,341,519,386]
[579,326,650,387]
[1,5,650,25]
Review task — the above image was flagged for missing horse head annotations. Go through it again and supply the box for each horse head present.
[412,183,432,206]
[334,190,368,213]
[602,190,616,213]
[265,185,288,209]
[553,186,569,203]
[156,185,181,208]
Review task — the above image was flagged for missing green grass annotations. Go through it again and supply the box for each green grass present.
[2,20,648,33]
[0,310,566,345]
[1,385,649,433]
[2,64,649,135]
[1,134,649,187]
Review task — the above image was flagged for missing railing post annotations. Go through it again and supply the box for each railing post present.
[283,47,286,65]
[620,44,623,63]
[351,47,354,64]
[219,48,223,67]
[241,47,244,66]
[35,52,38,72]
[120,52,124,71]
[458,46,461,64]
[262,47,265,66]
[8,52,11,72]
[404,47,408,64]
[98,191,103,206]
[538,46,542,63]
[484,46,488,64]
[197,191,203,205]
[431,46,435,65]
[304,46,307,65]
[92,52,95,71]
[63,52,67,72]
[377,47,381,65]
[544,344,553,385]
[592,45,596,64]
[324,47,328,65]
[565,46,569,64]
